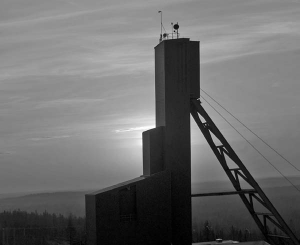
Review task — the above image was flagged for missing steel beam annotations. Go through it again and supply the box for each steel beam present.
[191,98,300,245]
[192,189,257,197]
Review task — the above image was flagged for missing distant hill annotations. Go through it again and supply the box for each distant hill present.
[193,184,300,223]
[0,176,299,224]
[0,191,88,217]
[192,177,300,235]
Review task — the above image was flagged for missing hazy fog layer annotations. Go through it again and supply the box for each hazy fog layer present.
[1,0,300,193]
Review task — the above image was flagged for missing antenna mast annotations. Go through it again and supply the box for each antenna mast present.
[158,11,162,42]
[157,12,180,42]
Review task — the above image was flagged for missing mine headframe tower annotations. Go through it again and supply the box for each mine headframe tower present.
[191,98,300,245]
[85,36,299,245]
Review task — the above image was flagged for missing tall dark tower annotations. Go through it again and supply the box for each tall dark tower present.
[85,38,200,245]
[154,38,199,244]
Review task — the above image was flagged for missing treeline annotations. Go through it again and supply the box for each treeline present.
[193,220,298,245]
[0,210,85,245]
[193,220,264,243]
[0,210,298,244]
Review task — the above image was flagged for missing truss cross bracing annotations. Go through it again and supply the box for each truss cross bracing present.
[191,98,300,245]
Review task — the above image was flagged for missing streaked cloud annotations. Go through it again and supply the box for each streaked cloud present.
[114,126,154,133]
[36,98,105,109]
[29,135,72,141]
[0,9,102,27]
[0,151,13,155]
[199,19,300,64]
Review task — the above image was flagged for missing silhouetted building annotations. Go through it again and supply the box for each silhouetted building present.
[86,38,199,245]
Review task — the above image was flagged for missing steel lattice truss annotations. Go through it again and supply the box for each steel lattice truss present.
[190,98,300,245]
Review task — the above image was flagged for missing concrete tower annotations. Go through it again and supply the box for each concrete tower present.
[154,38,199,243]
[86,38,199,245]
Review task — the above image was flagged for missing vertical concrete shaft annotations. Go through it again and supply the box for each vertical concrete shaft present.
[155,38,199,245]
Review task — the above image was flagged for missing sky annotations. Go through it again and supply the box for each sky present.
[1,0,300,194]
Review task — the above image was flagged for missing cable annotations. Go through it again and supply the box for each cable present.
[201,88,300,172]
[200,94,300,193]
[162,23,167,33]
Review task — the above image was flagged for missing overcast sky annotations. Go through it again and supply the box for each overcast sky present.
[1,0,300,194]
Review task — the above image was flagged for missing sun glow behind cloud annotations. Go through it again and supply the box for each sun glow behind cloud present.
[114,126,154,133]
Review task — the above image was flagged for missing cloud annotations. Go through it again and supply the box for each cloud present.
[56,0,81,8]
[0,151,13,155]
[1,0,300,193]
[114,126,153,133]
[0,9,103,27]
[36,98,105,109]
[256,22,300,35]
[0,0,190,28]
[199,20,300,64]
[29,135,72,141]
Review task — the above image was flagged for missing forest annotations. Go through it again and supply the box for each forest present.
[192,183,300,244]
[0,210,85,245]
[0,209,299,244]
[192,220,297,244]
[0,180,299,244]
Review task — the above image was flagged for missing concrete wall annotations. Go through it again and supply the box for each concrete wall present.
[85,194,96,245]
[142,126,165,176]
[155,38,199,245]
[85,170,172,245]
[187,41,200,99]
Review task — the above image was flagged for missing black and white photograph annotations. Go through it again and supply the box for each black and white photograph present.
[1,0,300,244]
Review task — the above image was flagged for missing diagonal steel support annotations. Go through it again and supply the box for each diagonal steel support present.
[190,98,300,245]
